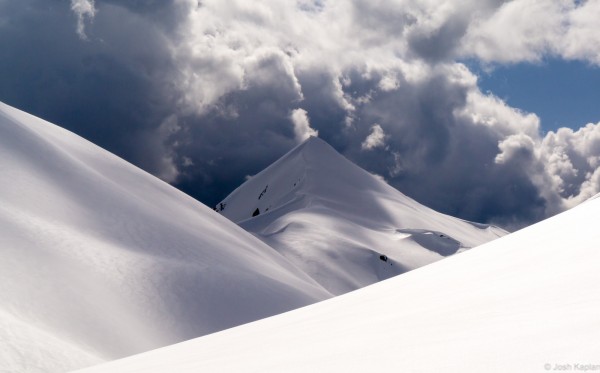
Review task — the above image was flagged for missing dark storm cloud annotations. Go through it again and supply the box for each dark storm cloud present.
[293,69,355,150]
[407,15,470,61]
[100,0,190,32]
[1,0,599,229]
[334,64,548,228]
[0,0,180,180]
[167,51,308,206]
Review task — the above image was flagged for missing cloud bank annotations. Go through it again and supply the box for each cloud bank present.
[1,0,599,229]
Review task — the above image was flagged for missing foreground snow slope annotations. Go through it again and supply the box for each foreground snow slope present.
[80,195,600,373]
[217,136,505,295]
[0,102,332,373]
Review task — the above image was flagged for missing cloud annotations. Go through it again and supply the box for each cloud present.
[538,123,600,208]
[0,0,180,182]
[495,133,537,165]
[560,0,600,64]
[461,0,600,65]
[1,0,600,229]
[71,0,97,40]
[291,108,318,142]
[361,124,387,150]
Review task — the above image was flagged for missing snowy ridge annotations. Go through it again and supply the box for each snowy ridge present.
[0,102,332,372]
[79,194,600,373]
[217,136,506,294]
[587,192,600,201]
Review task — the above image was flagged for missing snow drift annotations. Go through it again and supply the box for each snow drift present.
[217,136,506,294]
[80,187,600,373]
[0,102,332,372]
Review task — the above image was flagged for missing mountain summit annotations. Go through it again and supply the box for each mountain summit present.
[217,136,506,294]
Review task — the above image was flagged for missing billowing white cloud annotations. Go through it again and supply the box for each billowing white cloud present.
[70,0,96,40]
[291,108,318,142]
[491,119,600,216]
[496,133,537,165]
[540,124,600,207]
[461,0,600,64]
[362,124,388,150]
[461,0,567,63]
[560,0,600,64]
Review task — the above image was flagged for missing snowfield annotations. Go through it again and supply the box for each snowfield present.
[6,99,573,373]
[79,193,600,373]
[0,102,332,372]
[217,136,506,295]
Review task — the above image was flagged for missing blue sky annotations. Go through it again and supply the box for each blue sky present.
[475,59,600,132]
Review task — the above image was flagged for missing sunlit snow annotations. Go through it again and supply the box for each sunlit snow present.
[217,136,505,294]
[81,192,600,373]
[0,102,330,372]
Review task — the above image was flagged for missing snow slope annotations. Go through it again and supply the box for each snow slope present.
[0,101,332,373]
[217,136,506,294]
[79,190,600,373]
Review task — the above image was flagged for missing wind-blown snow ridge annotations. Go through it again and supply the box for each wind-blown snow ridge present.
[79,195,600,373]
[588,192,600,201]
[217,136,506,294]
[0,102,332,373]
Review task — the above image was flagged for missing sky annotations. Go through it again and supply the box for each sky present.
[474,58,600,132]
[0,0,599,230]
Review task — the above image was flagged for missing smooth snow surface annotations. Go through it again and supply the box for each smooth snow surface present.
[79,196,600,373]
[0,102,332,372]
[217,136,506,294]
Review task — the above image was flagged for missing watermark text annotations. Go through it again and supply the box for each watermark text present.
[544,363,600,371]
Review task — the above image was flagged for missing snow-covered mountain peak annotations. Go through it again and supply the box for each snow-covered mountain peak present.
[218,135,418,226]
[216,135,353,222]
[217,135,506,295]
[292,134,331,153]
